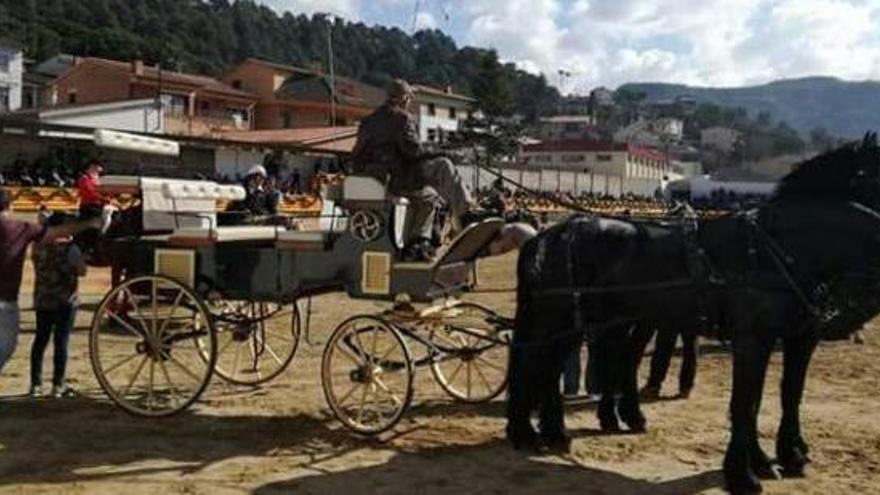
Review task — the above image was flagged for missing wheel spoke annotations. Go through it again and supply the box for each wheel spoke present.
[337,340,365,366]
[373,377,402,407]
[158,291,186,335]
[475,355,504,372]
[147,359,155,410]
[336,382,363,408]
[106,311,143,339]
[262,341,285,366]
[123,288,150,335]
[102,352,141,376]
[162,351,205,385]
[473,361,493,393]
[151,280,159,335]
[466,361,472,397]
[356,379,371,425]
[216,336,236,357]
[123,355,149,397]
[446,360,465,384]
[353,327,370,364]
[158,359,183,407]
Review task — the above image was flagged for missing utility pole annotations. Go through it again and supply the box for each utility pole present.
[327,17,336,128]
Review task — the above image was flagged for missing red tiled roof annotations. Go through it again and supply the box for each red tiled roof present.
[628,146,669,162]
[412,84,475,103]
[523,140,629,153]
[64,58,257,100]
[219,126,358,149]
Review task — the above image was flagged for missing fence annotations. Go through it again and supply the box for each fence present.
[456,163,662,198]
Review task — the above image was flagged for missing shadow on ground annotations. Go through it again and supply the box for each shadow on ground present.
[254,438,724,495]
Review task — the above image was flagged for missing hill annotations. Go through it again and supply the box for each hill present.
[621,77,880,138]
[0,0,558,120]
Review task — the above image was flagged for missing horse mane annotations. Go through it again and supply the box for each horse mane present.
[774,132,880,201]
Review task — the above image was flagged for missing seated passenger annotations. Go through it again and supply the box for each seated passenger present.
[351,79,490,261]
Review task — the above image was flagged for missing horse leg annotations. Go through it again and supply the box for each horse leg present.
[776,334,819,477]
[593,335,621,432]
[618,325,647,432]
[724,330,775,494]
[678,330,699,398]
[506,344,541,450]
[644,326,676,399]
[538,339,574,452]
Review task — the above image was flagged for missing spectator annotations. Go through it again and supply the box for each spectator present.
[0,189,103,381]
[30,213,87,398]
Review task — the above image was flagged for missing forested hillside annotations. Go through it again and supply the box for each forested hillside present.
[0,0,559,119]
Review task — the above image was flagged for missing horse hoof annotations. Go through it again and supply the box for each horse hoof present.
[627,421,647,434]
[752,462,783,481]
[540,434,572,454]
[508,430,541,452]
[599,417,622,433]
[725,475,763,495]
[639,385,661,401]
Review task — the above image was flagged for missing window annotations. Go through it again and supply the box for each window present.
[560,154,585,163]
[67,91,78,104]
[231,80,242,89]
[0,87,8,112]
[427,103,436,116]
[0,54,8,73]
[162,94,187,116]
[449,107,457,119]
[199,100,210,114]
[282,112,292,128]
[427,129,438,142]
[596,154,613,162]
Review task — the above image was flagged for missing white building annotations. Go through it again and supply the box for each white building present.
[0,40,24,113]
[37,98,164,133]
[536,115,597,140]
[701,126,742,153]
[412,84,476,144]
[521,140,677,180]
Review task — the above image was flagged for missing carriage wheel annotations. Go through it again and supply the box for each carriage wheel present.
[322,316,414,435]
[430,303,510,403]
[205,302,301,385]
[89,275,216,416]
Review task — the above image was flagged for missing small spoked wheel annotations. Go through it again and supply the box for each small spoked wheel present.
[430,303,510,403]
[206,301,301,385]
[89,275,216,416]
[322,316,414,435]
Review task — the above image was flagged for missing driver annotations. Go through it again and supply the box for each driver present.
[351,79,489,261]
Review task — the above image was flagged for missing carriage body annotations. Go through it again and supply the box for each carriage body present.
[90,174,512,427]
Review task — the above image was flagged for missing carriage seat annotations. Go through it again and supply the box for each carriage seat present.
[168,225,280,247]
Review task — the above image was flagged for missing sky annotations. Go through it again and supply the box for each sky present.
[258,0,880,93]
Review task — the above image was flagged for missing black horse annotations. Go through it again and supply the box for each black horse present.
[507,135,880,494]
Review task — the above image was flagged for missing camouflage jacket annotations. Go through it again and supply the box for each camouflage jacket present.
[32,243,82,311]
[351,104,424,194]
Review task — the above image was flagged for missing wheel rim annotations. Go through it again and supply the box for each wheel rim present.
[322,316,413,434]
[205,302,301,385]
[430,304,510,403]
[90,275,215,416]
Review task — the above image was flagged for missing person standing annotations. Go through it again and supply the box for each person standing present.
[29,213,87,398]
[76,159,110,219]
[0,190,103,381]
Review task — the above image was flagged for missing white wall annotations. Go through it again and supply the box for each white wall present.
[0,46,24,112]
[40,100,163,133]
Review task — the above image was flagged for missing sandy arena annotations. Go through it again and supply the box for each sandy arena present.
[1,253,878,494]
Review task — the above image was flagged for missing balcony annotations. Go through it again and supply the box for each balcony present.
[163,109,251,138]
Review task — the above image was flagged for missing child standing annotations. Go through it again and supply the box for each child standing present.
[30,213,87,398]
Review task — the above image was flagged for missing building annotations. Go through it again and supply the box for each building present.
[520,140,674,180]
[222,58,384,130]
[411,84,476,144]
[36,98,162,134]
[535,115,598,140]
[701,126,742,153]
[614,117,684,147]
[0,40,24,113]
[22,54,76,110]
[45,57,258,137]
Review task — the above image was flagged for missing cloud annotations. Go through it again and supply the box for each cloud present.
[257,0,360,18]
[256,0,880,89]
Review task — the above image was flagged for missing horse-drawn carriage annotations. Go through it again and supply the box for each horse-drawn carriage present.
[89,172,513,433]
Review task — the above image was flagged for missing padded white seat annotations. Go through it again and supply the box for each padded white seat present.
[169,226,280,246]
[343,176,386,201]
[162,182,246,201]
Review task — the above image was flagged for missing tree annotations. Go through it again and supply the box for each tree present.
[473,51,514,117]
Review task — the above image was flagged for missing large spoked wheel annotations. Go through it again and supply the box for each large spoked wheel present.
[206,301,301,385]
[89,275,216,416]
[430,303,511,403]
[322,316,414,435]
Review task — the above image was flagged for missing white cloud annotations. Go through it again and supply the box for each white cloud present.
[257,0,880,89]
[258,0,360,19]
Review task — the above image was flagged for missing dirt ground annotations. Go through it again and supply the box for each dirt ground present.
[1,253,879,495]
